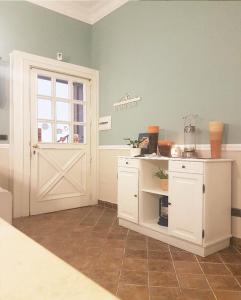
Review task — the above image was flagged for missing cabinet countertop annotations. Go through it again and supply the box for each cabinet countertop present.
[118,156,233,162]
[0,218,118,300]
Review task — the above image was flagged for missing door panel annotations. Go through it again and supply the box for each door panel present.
[118,167,139,223]
[30,69,91,215]
[169,172,203,245]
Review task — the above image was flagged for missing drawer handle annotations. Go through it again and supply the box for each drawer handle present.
[134,194,137,198]
[182,165,186,168]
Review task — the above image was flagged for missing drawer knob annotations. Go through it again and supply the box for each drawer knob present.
[134,194,137,198]
[182,165,186,168]
[126,161,129,164]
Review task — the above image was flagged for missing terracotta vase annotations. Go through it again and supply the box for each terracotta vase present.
[209,121,224,159]
[147,125,159,134]
[160,179,168,191]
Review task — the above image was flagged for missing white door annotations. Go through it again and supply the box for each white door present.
[118,167,139,223]
[168,172,203,245]
[30,69,91,215]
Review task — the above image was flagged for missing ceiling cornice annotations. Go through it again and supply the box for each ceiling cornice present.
[27,0,129,25]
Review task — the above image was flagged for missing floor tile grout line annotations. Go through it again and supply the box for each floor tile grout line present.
[115,226,129,297]
[233,245,241,255]
[106,214,125,296]
[219,250,241,288]
[167,244,182,294]
[195,254,218,300]
[91,209,121,273]
[90,206,107,228]
[146,237,151,300]
[78,205,99,225]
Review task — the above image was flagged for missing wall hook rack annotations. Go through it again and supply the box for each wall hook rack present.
[113,94,141,110]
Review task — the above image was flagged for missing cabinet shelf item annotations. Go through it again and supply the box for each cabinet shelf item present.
[142,188,168,196]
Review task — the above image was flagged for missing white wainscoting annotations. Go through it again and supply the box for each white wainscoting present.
[1,143,240,238]
[98,147,130,204]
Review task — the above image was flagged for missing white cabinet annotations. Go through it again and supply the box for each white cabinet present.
[168,172,203,245]
[117,166,139,223]
[118,156,232,256]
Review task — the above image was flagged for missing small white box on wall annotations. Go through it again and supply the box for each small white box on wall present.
[99,116,112,131]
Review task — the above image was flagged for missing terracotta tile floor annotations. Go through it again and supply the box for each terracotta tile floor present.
[13,206,241,300]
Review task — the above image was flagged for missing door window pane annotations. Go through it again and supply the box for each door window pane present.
[56,79,69,99]
[73,82,83,101]
[38,99,52,120]
[38,122,52,143]
[73,125,84,144]
[37,75,51,96]
[56,101,70,121]
[56,124,70,143]
[73,103,84,122]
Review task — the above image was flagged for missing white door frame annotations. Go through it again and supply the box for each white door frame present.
[10,50,99,218]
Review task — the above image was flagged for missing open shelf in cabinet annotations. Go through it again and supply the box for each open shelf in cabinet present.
[140,159,169,193]
[139,191,169,231]
[142,188,168,196]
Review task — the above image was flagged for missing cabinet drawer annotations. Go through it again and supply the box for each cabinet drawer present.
[169,160,203,174]
[118,157,139,168]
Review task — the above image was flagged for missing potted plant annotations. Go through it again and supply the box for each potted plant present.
[154,168,168,191]
[124,138,141,157]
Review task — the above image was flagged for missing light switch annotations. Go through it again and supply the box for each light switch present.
[99,116,112,131]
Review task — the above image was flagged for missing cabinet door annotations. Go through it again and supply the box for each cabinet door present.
[118,167,139,223]
[169,172,203,245]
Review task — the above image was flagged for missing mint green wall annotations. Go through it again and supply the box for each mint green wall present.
[92,2,241,144]
[1,1,241,145]
[0,1,91,141]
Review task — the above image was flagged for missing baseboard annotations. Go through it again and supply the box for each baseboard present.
[98,199,117,210]
[231,236,241,248]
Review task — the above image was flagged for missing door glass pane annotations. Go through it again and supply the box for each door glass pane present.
[56,79,69,99]
[73,82,83,101]
[37,75,51,96]
[73,124,84,144]
[73,103,84,122]
[56,124,70,143]
[56,101,70,121]
[38,122,52,143]
[38,99,52,120]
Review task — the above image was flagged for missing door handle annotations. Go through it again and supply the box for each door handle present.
[32,144,39,149]
[168,202,172,205]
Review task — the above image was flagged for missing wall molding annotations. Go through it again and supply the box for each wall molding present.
[2,143,241,151]
[99,144,241,151]
[27,0,129,25]
[99,145,131,150]
[0,144,9,149]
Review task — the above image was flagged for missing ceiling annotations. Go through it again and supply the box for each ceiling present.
[27,0,129,25]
